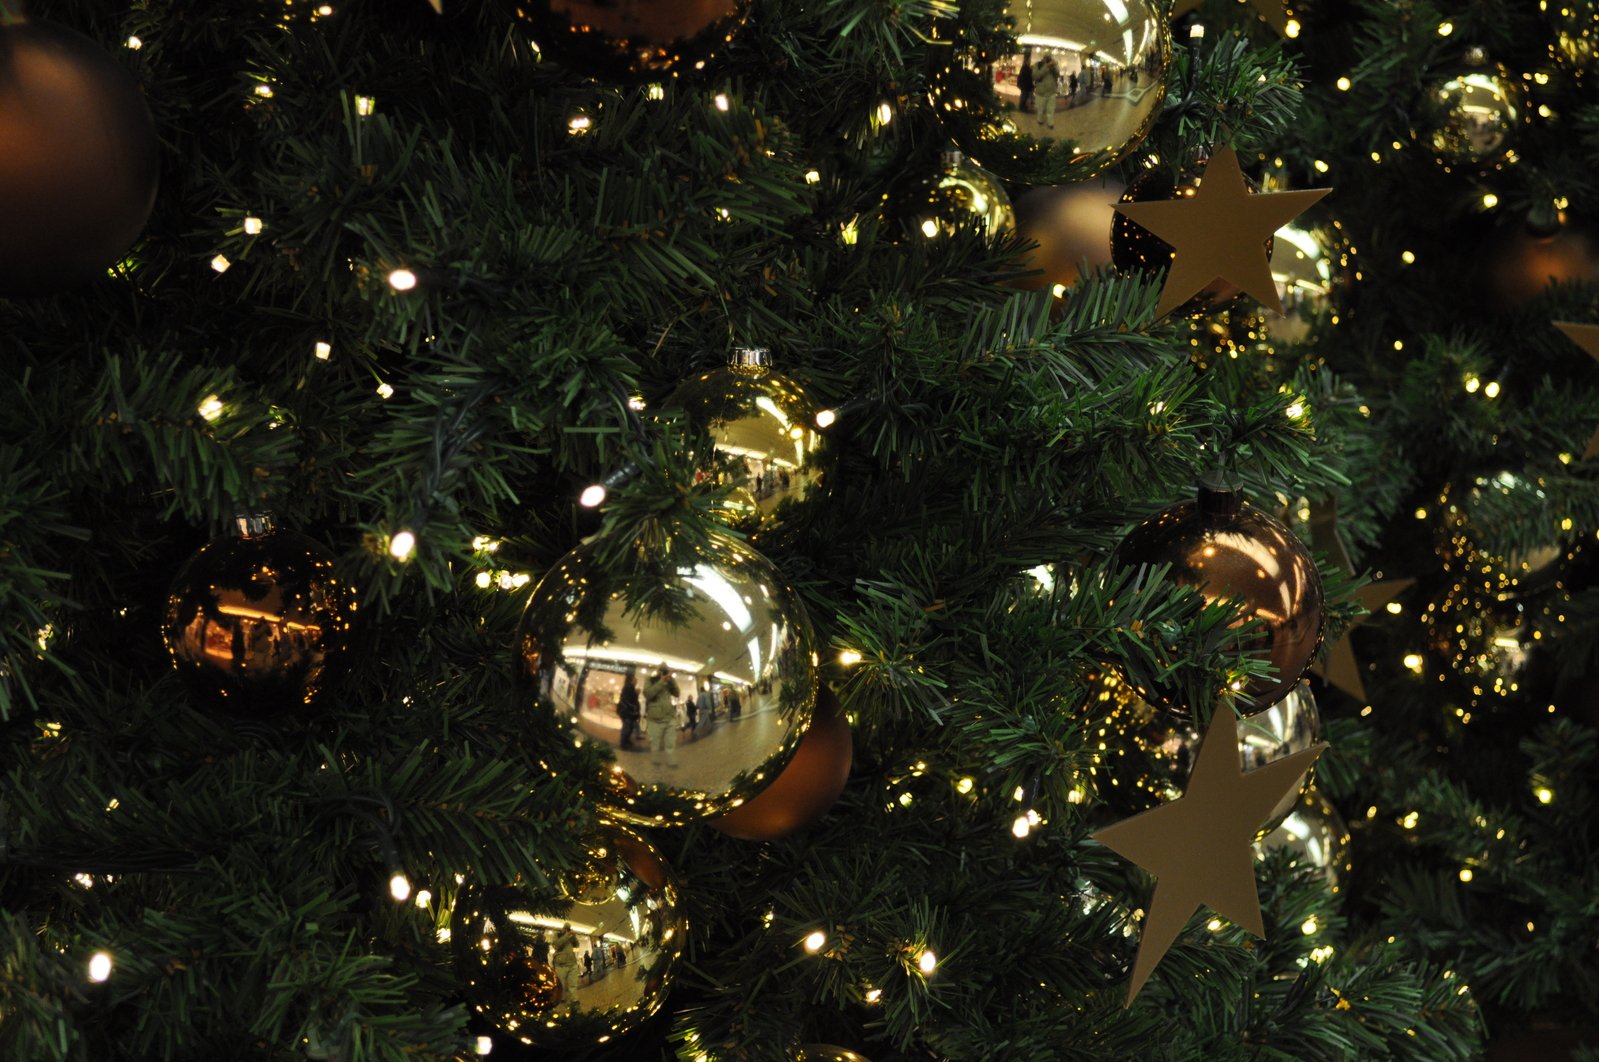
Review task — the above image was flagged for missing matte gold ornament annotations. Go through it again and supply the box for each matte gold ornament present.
[1113,483,1325,712]
[886,149,1016,241]
[514,0,746,81]
[451,829,684,1050]
[1112,148,1330,320]
[1416,60,1524,172]
[931,0,1171,186]
[162,515,355,717]
[793,1047,873,1062]
[0,7,160,295]
[1254,787,1350,895]
[518,530,818,826]
[667,347,827,533]
[1010,177,1123,293]
[1092,705,1326,1004]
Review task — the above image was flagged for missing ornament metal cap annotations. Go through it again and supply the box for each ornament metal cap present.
[730,346,771,370]
[1196,482,1244,524]
[233,512,277,538]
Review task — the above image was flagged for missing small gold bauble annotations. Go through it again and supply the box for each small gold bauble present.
[1259,212,1355,346]
[451,829,684,1050]
[518,530,818,826]
[793,1046,874,1062]
[886,149,1016,241]
[1416,61,1525,172]
[1010,177,1123,293]
[667,348,827,533]
[162,514,355,717]
[1238,682,1323,836]
[931,0,1171,185]
[1254,787,1351,895]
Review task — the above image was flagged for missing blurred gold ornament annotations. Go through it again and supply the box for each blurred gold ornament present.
[1112,483,1325,712]
[1010,177,1123,293]
[162,514,354,717]
[1238,682,1323,835]
[518,530,818,826]
[793,1047,874,1062]
[514,0,746,80]
[707,685,852,841]
[1254,787,1350,895]
[1416,61,1524,172]
[887,149,1016,241]
[1112,149,1329,320]
[667,348,827,533]
[1488,224,1599,311]
[932,0,1170,185]
[451,829,684,1050]
[1259,213,1354,346]
[1549,1,1599,79]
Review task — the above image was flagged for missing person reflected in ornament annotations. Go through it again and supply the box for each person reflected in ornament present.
[582,948,593,983]
[1034,57,1060,129]
[1018,48,1035,112]
[551,923,581,1005]
[645,665,680,767]
[617,669,642,749]
[697,681,716,735]
[1068,69,1079,105]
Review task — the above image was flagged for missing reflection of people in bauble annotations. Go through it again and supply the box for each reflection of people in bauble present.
[1034,57,1060,129]
[644,666,680,766]
[551,923,580,1003]
[617,669,642,748]
[1018,50,1035,112]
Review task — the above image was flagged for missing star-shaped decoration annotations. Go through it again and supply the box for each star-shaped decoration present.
[1115,147,1331,320]
[424,0,443,12]
[1555,322,1599,460]
[1173,0,1294,36]
[1091,706,1327,1005]
[1305,498,1415,703]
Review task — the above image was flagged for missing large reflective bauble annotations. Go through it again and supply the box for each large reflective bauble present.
[707,684,852,841]
[1238,681,1323,835]
[518,531,818,826]
[886,149,1016,241]
[451,830,684,1050]
[1010,177,1123,293]
[667,348,827,533]
[1417,62,1524,172]
[162,515,355,716]
[515,0,746,82]
[932,0,1170,185]
[793,1047,874,1062]
[1254,787,1350,896]
[1113,486,1324,712]
[1260,213,1354,346]
[0,16,160,295]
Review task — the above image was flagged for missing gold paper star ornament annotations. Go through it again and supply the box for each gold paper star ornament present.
[1091,707,1327,1004]
[1555,322,1599,460]
[1115,148,1331,320]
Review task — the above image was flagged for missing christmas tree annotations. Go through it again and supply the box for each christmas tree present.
[2,0,1596,1058]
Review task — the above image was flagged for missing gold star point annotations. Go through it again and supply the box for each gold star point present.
[1115,148,1331,320]
[1091,707,1326,1005]
[1312,579,1416,701]
[1554,322,1599,460]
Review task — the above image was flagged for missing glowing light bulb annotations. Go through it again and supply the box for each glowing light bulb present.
[1011,815,1031,839]
[713,93,730,111]
[210,254,231,273]
[803,930,826,952]
[314,341,332,360]
[1335,76,1351,91]
[917,948,937,974]
[389,530,417,562]
[389,873,412,902]
[838,649,862,666]
[355,95,376,116]
[1458,868,1473,883]
[125,35,143,49]
[197,395,225,421]
[387,269,418,291]
[243,216,263,235]
[376,381,395,399]
[579,484,607,508]
[88,952,113,982]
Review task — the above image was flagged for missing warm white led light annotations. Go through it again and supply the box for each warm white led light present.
[389,530,417,561]
[88,952,113,982]
[387,269,418,291]
[579,484,607,508]
[389,873,412,902]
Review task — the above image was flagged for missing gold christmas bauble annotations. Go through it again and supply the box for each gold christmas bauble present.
[1484,220,1599,310]
[451,829,684,1050]
[1112,485,1324,712]
[886,149,1016,241]
[932,0,1171,185]
[162,514,355,717]
[1238,681,1323,835]
[1259,213,1355,346]
[1416,61,1525,172]
[514,0,746,81]
[1548,1,1599,80]
[1111,163,1275,318]
[793,1047,874,1062]
[1010,177,1123,293]
[1254,787,1350,895]
[667,348,828,533]
[518,530,818,826]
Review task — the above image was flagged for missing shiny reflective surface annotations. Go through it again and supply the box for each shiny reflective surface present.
[1114,487,1324,711]
[1261,214,1353,346]
[933,0,1169,185]
[668,349,826,532]
[1011,177,1123,292]
[1419,65,1523,171]
[708,685,852,840]
[517,0,745,80]
[793,1047,874,1062]
[451,830,683,1049]
[1238,681,1322,835]
[1254,787,1350,895]
[1112,165,1273,318]
[888,150,1016,241]
[163,516,354,716]
[519,531,817,826]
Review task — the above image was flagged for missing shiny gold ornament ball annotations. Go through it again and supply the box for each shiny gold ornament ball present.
[1010,178,1123,293]
[1549,1,1599,80]
[0,14,160,295]
[931,0,1170,185]
[1238,682,1323,835]
[707,685,852,841]
[1254,787,1351,895]
[515,0,746,81]
[886,149,1016,242]
[667,347,827,533]
[1111,163,1274,318]
[1259,213,1355,346]
[1112,485,1324,712]
[792,1047,874,1062]
[451,830,684,1050]
[1416,60,1525,172]
[518,529,818,826]
[162,515,354,717]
